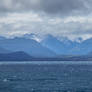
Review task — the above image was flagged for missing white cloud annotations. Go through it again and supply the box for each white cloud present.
[0,12,92,40]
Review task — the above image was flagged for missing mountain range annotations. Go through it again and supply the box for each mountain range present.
[0,51,33,61]
[0,36,56,58]
[0,51,92,61]
[41,34,92,55]
[0,34,92,61]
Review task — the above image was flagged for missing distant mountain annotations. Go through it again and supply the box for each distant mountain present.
[41,34,79,55]
[0,51,92,61]
[78,38,92,54]
[67,38,92,55]
[0,46,11,53]
[1,34,92,57]
[0,51,33,61]
[41,34,65,54]
[23,33,40,42]
[41,34,92,55]
[0,36,56,57]
[0,36,6,40]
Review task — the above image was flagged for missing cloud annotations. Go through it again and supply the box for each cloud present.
[0,12,92,41]
[0,0,92,41]
[0,0,92,16]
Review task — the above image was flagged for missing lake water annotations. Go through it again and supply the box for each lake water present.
[0,61,92,92]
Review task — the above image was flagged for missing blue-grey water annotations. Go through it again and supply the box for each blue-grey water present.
[0,61,92,92]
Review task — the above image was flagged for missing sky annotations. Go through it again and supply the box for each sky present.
[0,0,92,41]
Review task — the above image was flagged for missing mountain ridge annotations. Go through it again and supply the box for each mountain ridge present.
[0,51,33,61]
[1,34,92,57]
[0,36,56,58]
[0,51,92,61]
[41,34,92,55]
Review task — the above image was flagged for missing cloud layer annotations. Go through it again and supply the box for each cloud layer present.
[0,0,92,41]
[0,0,91,15]
[0,0,92,15]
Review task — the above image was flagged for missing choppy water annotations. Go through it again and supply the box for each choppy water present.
[0,61,92,92]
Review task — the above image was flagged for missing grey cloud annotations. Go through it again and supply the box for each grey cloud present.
[0,0,91,16]
[0,0,92,41]
[40,0,86,14]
